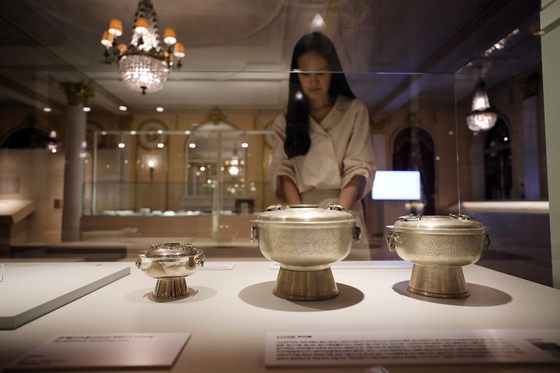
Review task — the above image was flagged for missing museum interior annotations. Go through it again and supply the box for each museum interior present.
[1,1,560,372]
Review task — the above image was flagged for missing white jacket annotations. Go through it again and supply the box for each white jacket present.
[270,95,376,202]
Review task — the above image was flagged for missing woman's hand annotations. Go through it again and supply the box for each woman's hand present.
[279,175,302,205]
[337,175,366,211]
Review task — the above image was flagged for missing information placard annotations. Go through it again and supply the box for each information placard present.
[6,333,190,370]
[266,329,560,367]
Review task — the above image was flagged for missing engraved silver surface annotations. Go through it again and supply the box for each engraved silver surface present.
[385,214,491,298]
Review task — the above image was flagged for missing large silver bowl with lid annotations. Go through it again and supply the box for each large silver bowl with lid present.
[386,214,490,298]
[136,242,205,300]
[250,204,360,301]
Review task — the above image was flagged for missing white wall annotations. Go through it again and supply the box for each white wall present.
[0,149,65,243]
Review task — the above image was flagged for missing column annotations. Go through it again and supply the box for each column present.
[519,73,541,200]
[59,82,94,242]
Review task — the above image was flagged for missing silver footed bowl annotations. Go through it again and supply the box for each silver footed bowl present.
[136,242,205,300]
[386,214,490,299]
[136,242,205,278]
[386,214,490,267]
[251,204,360,271]
[250,204,360,301]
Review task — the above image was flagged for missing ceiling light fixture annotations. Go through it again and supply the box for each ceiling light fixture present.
[101,0,185,95]
[466,80,497,132]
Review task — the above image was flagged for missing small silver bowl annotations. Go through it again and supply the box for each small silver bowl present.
[136,242,205,300]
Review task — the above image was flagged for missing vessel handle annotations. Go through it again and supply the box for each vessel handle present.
[483,234,491,252]
[266,204,283,211]
[386,232,399,252]
[135,257,142,269]
[352,224,361,243]
[196,254,205,267]
[328,203,345,211]
[250,225,258,241]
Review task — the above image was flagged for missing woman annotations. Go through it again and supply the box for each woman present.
[270,32,376,249]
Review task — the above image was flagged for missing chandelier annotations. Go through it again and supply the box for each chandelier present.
[101,0,185,95]
[466,80,497,132]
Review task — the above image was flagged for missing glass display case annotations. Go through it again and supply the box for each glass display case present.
[0,0,556,287]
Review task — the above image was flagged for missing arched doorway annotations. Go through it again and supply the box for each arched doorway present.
[0,114,52,149]
[484,117,513,200]
[392,127,436,215]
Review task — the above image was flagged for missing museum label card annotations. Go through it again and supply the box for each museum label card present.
[265,329,560,367]
[201,262,236,270]
[6,333,190,370]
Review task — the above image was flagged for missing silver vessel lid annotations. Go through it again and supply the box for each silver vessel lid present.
[255,204,354,223]
[143,242,201,259]
[389,214,489,233]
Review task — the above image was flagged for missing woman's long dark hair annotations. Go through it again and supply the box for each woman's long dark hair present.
[284,32,356,158]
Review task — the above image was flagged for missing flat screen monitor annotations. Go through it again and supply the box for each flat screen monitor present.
[372,171,421,200]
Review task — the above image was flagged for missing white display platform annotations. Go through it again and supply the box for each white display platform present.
[0,200,34,225]
[0,261,559,373]
[0,263,130,330]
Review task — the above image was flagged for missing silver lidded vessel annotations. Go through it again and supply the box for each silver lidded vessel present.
[136,242,205,300]
[386,214,491,298]
[251,204,361,301]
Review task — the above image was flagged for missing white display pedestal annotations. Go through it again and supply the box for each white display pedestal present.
[0,263,130,329]
[0,261,559,372]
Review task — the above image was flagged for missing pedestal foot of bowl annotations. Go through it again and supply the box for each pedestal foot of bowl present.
[153,277,189,299]
[407,264,470,299]
[273,267,338,301]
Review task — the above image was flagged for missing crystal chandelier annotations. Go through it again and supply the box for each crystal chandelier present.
[101,0,185,95]
[466,81,497,132]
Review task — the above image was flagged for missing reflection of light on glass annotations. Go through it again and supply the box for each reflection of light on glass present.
[229,166,239,176]
[156,107,164,112]
[372,171,421,200]
[148,161,155,167]
[130,131,137,135]
[157,143,164,148]
[310,14,325,33]
[241,143,248,148]
[118,143,125,148]
[504,137,509,142]
[157,130,163,134]
[189,143,196,148]
[184,131,190,135]
[200,166,206,171]
[119,106,127,111]
[43,108,51,112]
[207,179,212,184]
[83,107,91,112]
[467,81,497,131]
[295,91,303,100]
